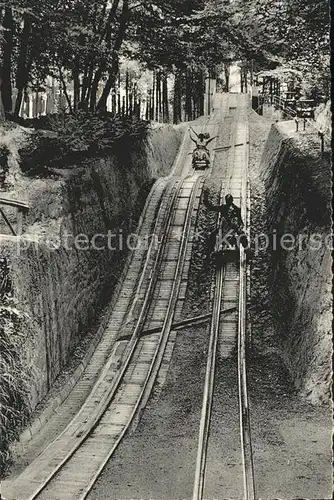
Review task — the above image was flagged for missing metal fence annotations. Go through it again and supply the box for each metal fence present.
[253,93,329,157]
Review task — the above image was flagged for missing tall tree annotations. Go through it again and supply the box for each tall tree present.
[1,7,13,113]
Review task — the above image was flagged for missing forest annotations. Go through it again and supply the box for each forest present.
[0,0,330,122]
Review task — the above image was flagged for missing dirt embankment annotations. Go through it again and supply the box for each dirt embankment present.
[257,121,331,404]
[0,123,184,412]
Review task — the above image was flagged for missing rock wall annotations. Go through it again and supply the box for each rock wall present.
[0,124,184,410]
[260,124,331,403]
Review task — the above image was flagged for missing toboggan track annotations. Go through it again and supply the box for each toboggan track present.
[3,94,256,500]
[193,94,256,500]
[19,174,203,500]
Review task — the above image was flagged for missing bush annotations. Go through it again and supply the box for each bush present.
[0,258,31,474]
[18,112,150,176]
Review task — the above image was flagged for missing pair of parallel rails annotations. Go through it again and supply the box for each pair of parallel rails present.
[193,100,255,500]
[5,94,255,500]
[6,172,205,500]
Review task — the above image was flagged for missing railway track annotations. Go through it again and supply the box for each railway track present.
[193,94,256,500]
[4,171,206,500]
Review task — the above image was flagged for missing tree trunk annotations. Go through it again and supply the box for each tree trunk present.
[155,71,160,122]
[125,70,129,115]
[133,82,137,117]
[150,90,154,120]
[224,63,229,92]
[173,71,182,124]
[192,73,196,120]
[80,63,93,109]
[145,91,150,120]
[244,68,248,93]
[81,66,88,104]
[0,76,6,121]
[199,70,204,116]
[89,0,121,110]
[58,67,73,114]
[178,73,182,123]
[152,72,155,120]
[1,7,14,113]
[136,98,141,119]
[97,0,129,111]
[158,72,162,122]
[185,71,192,121]
[73,68,80,112]
[14,17,31,117]
[269,78,273,104]
[162,73,169,123]
[97,0,109,33]
[117,75,121,114]
[112,91,116,114]
[89,81,98,111]
[173,75,178,124]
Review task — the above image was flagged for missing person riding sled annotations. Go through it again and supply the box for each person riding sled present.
[203,190,249,252]
[189,127,216,164]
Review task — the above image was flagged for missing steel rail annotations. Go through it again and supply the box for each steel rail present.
[193,96,256,500]
[193,96,240,500]
[238,227,256,500]
[237,119,256,500]
[119,177,166,322]
[3,125,204,500]
[3,178,170,500]
[28,175,204,500]
[81,174,205,499]
[192,264,225,500]
[237,245,256,500]
[27,178,182,500]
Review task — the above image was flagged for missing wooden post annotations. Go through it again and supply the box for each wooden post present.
[319,132,324,156]
[0,208,16,235]
[0,199,29,236]
[17,208,23,235]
